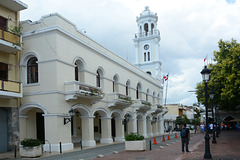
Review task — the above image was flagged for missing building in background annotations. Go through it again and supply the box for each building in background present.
[0,0,27,153]
[18,7,165,152]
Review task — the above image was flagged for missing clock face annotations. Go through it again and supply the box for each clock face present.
[144,44,149,50]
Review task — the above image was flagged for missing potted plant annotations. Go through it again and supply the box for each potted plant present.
[125,132,146,151]
[20,138,42,158]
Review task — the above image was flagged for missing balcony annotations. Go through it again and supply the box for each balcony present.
[106,93,133,109]
[151,105,164,115]
[0,79,23,98]
[132,99,151,112]
[0,29,22,53]
[64,81,104,104]
[134,29,160,39]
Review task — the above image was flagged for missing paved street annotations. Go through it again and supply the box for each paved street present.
[1,131,240,160]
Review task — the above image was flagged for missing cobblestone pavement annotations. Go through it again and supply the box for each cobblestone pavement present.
[1,131,239,160]
[90,131,240,160]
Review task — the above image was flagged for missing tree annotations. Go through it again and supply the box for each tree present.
[195,39,240,111]
[175,116,184,126]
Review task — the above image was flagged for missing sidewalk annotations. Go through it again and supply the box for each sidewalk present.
[90,131,240,160]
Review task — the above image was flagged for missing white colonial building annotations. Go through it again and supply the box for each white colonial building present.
[19,7,166,152]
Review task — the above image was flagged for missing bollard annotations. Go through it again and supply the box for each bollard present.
[59,142,62,154]
[80,139,83,150]
[149,140,152,150]
[14,145,17,158]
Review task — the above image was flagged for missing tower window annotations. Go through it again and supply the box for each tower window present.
[148,52,150,61]
[144,52,146,62]
[146,71,151,75]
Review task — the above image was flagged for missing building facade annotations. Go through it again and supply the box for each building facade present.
[19,7,165,152]
[0,0,27,153]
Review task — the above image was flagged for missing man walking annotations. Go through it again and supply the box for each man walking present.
[181,123,190,153]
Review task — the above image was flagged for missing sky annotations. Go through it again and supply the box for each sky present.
[20,0,240,106]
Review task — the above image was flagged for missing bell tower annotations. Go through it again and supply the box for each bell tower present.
[133,6,162,80]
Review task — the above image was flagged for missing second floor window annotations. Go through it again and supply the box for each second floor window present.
[96,71,100,87]
[27,57,38,84]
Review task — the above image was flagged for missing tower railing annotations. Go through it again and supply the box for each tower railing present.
[134,30,160,38]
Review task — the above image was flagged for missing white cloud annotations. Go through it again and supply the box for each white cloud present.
[20,0,240,106]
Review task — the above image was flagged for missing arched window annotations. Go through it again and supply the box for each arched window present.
[75,63,78,81]
[144,23,148,36]
[126,81,130,96]
[113,75,119,92]
[146,89,149,101]
[96,71,100,87]
[27,57,38,84]
[151,23,154,35]
[136,83,142,99]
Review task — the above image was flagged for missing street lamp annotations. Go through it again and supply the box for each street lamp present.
[209,91,217,143]
[201,65,212,159]
[64,108,74,125]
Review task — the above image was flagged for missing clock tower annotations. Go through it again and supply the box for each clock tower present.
[133,6,162,80]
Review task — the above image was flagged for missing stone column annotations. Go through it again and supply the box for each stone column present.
[147,119,153,137]
[19,116,27,140]
[115,118,125,142]
[152,122,158,136]
[142,118,147,137]
[100,117,113,144]
[81,116,96,146]
[138,119,144,135]
[43,114,73,152]
[159,115,164,134]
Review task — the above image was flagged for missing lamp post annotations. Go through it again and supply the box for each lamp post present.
[209,91,217,143]
[201,65,212,159]
[215,106,219,137]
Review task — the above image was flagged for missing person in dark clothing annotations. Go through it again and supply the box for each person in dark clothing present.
[181,123,190,153]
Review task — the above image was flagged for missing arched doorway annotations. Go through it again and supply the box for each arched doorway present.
[19,103,47,144]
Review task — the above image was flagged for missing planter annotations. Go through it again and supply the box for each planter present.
[125,140,146,151]
[20,145,42,158]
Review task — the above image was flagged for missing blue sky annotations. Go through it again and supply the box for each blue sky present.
[20,0,240,106]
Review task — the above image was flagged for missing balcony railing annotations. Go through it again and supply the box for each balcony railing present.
[0,29,20,45]
[107,93,133,108]
[132,99,152,112]
[0,29,22,53]
[64,81,104,103]
[0,79,22,98]
[134,29,160,39]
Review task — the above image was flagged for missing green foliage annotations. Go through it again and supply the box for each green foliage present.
[183,115,190,124]
[125,132,144,141]
[10,25,23,36]
[175,116,184,125]
[21,138,41,148]
[191,117,201,126]
[195,39,240,111]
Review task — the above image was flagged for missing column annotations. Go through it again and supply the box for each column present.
[142,118,147,137]
[100,117,113,144]
[147,119,153,137]
[81,116,96,146]
[115,118,125,142]
[159,114,164,134]
[43,115,73,152]
[19,116,27,140]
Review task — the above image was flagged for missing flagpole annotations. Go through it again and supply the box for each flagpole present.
[164,73,169,107]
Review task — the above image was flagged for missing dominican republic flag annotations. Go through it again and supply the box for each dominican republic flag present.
[163,74,168,81]
[204,57,207,62]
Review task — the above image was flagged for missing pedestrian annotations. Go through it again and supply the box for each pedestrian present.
[181,123,190,153]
